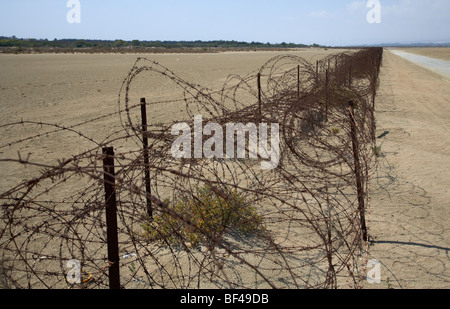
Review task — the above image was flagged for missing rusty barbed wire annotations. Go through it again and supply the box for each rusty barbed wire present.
[0,48,383,289]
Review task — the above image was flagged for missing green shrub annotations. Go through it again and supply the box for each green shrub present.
[331,127,340,135]
[141,186,264,247]
[373,145,382,157]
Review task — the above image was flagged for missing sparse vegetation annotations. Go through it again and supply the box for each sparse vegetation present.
[141,186,265,247]
[373,145,382,157]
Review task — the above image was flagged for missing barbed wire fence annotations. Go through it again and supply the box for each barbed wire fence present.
[0,48,383,289]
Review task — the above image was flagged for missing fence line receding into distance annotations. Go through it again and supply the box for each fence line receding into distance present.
[0,48,383,289]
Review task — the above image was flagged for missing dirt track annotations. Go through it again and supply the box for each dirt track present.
[390,50,450,80]
[366,49,450,288]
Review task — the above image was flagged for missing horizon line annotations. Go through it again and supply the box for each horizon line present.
[2,36,450,48]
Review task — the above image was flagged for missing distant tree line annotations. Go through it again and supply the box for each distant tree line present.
[0,36,327,53]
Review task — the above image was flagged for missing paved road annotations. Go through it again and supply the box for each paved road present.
[390,50,450,80]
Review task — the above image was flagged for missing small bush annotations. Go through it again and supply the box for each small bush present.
[141,186,264,247]
[332,127,340,135]
[373,145,382,157]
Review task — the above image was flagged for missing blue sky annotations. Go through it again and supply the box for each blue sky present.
[1,0,450,46]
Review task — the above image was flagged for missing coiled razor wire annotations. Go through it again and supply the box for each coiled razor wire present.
[0,48,383,289]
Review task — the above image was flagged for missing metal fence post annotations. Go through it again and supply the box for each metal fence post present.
[349,62,352,88]
[140,98,153,218]
[297,65,300,100]
[348,102,368,242]
[102,147,121,289]
[325,69,329,122]
[316,60,319,84]
[257,73,262,121]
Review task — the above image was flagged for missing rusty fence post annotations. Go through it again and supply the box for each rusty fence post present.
[297,65,300,100]
[370,61,378,143]
[349,62,352,88]
[257,73,262,121]
[316,60,319,84]
[102,147,121,289]
[325,69,329,122]
[348,101,368,242]
[371,85,377,142]
[140,98,153,218]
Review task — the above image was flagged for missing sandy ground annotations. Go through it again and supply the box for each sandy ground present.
[364,49,450,288]
[0,48,342,193]
[1,48,449,289]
